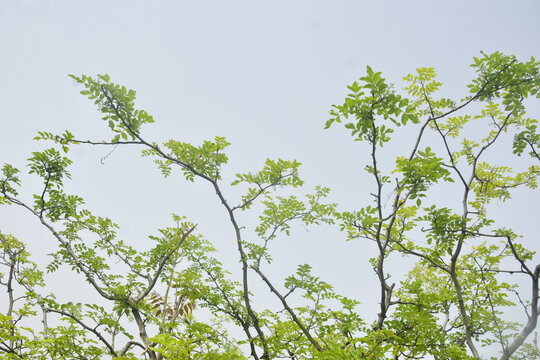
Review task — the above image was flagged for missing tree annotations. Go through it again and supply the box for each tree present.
[1,51,539,359]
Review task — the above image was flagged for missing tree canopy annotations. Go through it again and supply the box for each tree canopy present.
[1,52,540,359]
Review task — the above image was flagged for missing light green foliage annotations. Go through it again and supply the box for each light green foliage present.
[325,52,540,359]
[468,52,539,106]
[69,74,155,142]
[232,158,304,211]
[326,66,419,145]
[395,146,454,204]
[513,120,540,159]
[1,52,539,359]
[1,164,21,200]
[403,66,456,118]
[142,137,231,181]
[242,186,335,267]
[149,325,247,359]
[255,187,335,239]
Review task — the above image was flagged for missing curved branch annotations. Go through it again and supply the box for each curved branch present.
[135,225,196,303]
[46,307,118,357]
[5,195,116,301]
[251,265,324,352]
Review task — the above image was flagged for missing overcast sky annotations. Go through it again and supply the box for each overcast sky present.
[1,0,540,346]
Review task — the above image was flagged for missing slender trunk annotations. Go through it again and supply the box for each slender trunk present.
[500,266,540,360]
[132,308,156,360]
[6,260,16,349]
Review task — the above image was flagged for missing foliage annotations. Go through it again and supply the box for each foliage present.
[1,51,540,359]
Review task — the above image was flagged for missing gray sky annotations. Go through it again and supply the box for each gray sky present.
[1,0,540,350]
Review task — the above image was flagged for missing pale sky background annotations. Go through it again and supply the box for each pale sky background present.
[1,0,540,355]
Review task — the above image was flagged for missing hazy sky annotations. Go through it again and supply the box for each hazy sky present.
[1,0,539,348]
